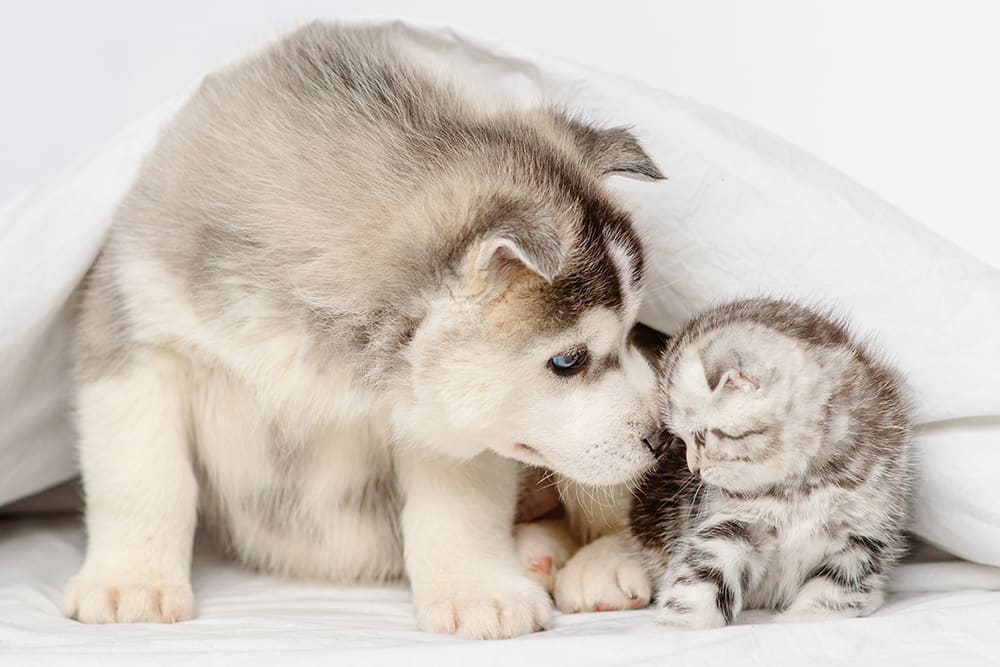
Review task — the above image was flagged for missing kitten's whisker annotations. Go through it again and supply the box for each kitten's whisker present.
[686,481,706,526]
[665,474,697,506]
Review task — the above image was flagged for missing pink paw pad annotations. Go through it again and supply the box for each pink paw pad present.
[529,556,553,575]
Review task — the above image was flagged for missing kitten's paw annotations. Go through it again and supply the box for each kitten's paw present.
[63,571,195,624]
[514,519,579,594]
[554,533,651,613]
[776,579,883,622]
[415,575,553,639]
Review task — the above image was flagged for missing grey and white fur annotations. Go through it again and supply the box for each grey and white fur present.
[63,21,665,639]
[628,298,913,628]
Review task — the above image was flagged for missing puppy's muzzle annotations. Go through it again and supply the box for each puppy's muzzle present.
[643,429,673,457]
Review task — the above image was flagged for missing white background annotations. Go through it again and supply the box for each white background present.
[2,0,998,267]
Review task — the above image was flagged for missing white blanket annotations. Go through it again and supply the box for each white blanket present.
[2,516,1000,666]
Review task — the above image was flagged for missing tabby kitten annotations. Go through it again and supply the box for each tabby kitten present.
[631,298,912,628]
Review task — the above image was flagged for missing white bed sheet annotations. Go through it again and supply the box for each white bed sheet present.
[2,516,1000,666]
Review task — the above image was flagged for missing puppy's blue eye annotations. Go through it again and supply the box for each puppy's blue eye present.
[551,354,578,368]
[549,350,589,377]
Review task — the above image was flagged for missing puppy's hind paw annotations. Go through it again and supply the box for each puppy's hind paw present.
[514,518,579,594]
[554,533,651,613]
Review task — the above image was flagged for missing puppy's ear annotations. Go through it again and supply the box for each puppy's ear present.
[562,118,665,180]
[463,218,564,298]
[468,221,565,288]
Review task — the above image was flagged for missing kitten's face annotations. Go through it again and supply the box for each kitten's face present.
[661,330,820,493]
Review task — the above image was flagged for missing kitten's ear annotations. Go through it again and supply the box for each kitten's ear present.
[713,369,759,393]
[704,348,761,393]
[560,117,665,180]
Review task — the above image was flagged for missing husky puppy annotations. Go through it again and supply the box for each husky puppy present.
[63,22,664,639]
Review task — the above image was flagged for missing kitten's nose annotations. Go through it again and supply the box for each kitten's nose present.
[643,429,671,457]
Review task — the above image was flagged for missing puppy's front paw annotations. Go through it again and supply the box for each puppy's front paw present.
[554,533,651,613]
[64,571,195,624]
[415,575,552,639]
[513,519,579,594]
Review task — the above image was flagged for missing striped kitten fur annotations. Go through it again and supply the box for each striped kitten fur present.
[631,298,913,628]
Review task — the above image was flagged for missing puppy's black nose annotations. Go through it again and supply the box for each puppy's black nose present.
[643,429,671,457]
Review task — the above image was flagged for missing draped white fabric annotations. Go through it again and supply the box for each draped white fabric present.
[1,23,999,663]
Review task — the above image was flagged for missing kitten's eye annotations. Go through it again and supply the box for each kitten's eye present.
[548,349,589,377]
[693,431,706,447]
